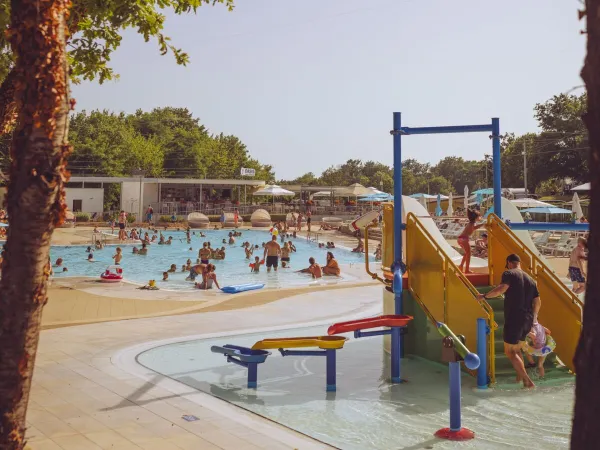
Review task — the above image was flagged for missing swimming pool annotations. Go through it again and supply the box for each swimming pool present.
[50,230,371,289]
[137,326,573,450]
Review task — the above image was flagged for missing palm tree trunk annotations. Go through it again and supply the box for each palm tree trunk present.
[572,1,600,448]
[0,1,72,448]
[0,69,18,136]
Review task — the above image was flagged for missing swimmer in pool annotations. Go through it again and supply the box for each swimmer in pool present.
[181,265,186,272]
[87,253,95,262]
[281,242,291,268]
[250,256,263,273]
[112,248,122,265]
[168,264,177,273]
[54,258,63,267]
[162,271,169,281]
[299,257,322,279]
[138,242,148,255]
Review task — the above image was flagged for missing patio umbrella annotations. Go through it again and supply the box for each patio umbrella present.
[511,198,554,208]
[252,184,295,208]
[338,183,371,196]
[463,185,469,212]
[313,190,336,197]
[361,187,386,196]
[446,192,454,216]
[572,192,584,219]
[419,196,427,210]
[435,194,443,217]
[571,182,590,192]
[521,206,573,214]
[410,193,448,199]
[472,188,494,195]
[358,193,393,201]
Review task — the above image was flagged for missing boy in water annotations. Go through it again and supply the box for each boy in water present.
[112,247,122,265]
[162,272,169,281]
[250,256,263,273]
[281,242,291,268]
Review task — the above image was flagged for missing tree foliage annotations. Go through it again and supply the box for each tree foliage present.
[65,107,274,181]
[0,0,235,84]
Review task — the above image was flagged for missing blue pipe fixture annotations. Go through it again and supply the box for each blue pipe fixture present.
[279,349,339,392]
[434,335,478,440]
[476,318,488,389]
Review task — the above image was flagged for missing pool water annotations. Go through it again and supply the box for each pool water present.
[138,326,573,450]
[50,230,371,289]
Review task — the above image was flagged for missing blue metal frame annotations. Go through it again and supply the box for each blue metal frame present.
[280,349,338,392]
[391,113,501,361]
[507,221,590,232]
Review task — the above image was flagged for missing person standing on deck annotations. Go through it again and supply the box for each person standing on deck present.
[476,254,540,388]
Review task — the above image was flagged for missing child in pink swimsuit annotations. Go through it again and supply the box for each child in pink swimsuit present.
[524,322,554,378]
[457,209,486,273]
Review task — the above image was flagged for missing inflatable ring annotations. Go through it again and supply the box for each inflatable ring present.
[524,334,556,357]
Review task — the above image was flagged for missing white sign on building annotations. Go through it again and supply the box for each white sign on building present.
[240,168,256,177]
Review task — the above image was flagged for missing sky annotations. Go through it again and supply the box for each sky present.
[72,0,586,180]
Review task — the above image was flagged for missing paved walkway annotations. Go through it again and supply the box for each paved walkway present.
[28,285,381,450]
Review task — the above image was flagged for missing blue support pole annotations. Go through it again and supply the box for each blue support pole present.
[449,361,462,431]
[248,362,258,389]
[326,349,336,392]
[391,326,402,383]
[491,118,502,219]
[476,318,488,390]
[392,113,404,356]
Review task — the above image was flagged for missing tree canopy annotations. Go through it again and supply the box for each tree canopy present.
[0,0,235,84]
[67,107,273,180]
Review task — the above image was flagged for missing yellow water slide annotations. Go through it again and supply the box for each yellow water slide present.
[404,212,498,381]
[486,214,582,372]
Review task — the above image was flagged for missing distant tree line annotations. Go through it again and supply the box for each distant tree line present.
[280,93,589,197]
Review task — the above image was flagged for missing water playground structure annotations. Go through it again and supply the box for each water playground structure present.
[211,113,586,440]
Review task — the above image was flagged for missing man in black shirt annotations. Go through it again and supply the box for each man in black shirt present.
[477,254,541,388]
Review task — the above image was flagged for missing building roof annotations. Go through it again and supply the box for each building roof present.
[69,176,265,186]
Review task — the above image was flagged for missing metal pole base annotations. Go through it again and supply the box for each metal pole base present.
[391,377,407,384]
[434,427,475,441]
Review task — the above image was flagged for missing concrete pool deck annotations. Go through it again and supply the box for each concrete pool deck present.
[27,285,381,450]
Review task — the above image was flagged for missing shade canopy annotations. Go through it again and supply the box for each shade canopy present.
[511,198,554,208]
[312,190,336,197]
[409,193,448,199]
[358,193,393,201]
[520,206,572,215]
[253,184,295,196]
[571,182,590,192]
[338,183,371,196]
[359,187,386,197]
[472,188,494,195]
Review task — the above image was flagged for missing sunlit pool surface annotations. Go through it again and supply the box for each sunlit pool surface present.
[138,326,573,450]
[50,230,370,289]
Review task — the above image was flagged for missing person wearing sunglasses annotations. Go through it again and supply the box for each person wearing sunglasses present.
[477,254,541,388]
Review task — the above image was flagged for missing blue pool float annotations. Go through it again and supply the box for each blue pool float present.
[221,283,265,294]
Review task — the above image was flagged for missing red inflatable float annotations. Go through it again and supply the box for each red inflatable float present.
[100,265,123,283]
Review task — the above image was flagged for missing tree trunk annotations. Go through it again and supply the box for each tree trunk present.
[0,69,18,136]
[0,0,72,448]
[572,1,600,448]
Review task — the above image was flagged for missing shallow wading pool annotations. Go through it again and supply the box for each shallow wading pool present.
[137,325,573,450]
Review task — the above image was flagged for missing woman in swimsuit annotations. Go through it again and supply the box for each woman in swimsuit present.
[457,209,485,274]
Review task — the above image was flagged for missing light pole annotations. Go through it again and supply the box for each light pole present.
[522,141,528,197]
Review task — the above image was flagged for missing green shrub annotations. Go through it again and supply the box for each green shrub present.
[74,212,90,222]
[127,214,136,223]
